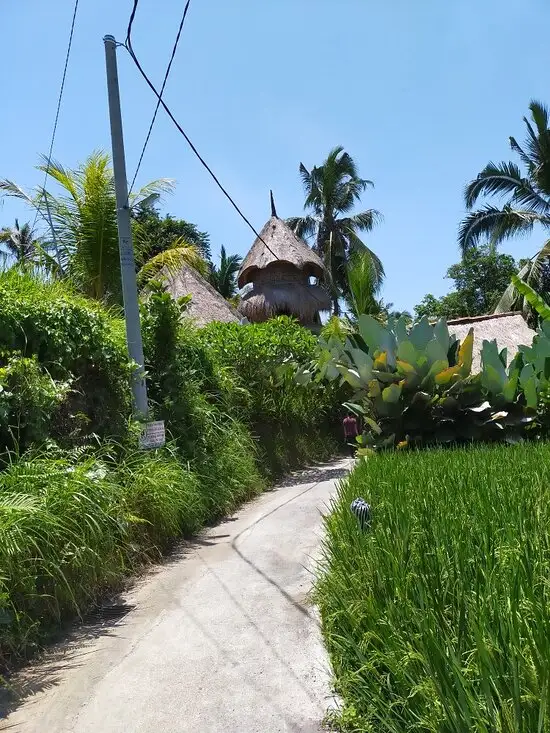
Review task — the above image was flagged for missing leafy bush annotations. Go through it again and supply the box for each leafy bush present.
[319,444,550,732]
[200,317,341,474]
[304,314,547,450]
[0,355,70,454]
[0,272,131,442]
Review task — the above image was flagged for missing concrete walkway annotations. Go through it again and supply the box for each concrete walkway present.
[1,460,349,733]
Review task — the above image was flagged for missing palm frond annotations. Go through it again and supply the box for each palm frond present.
[346,251,381,318]
[344,230,384,292]
[458,205,549,254]
[529,100,549,137]
[130,179,176,209]
[286,215,318,241]
[464,161,550,214]
[0,179,39,209]
[509,136,535,173]
[494,240,550,314]
[342,210,384,233]
[137,239,207,287]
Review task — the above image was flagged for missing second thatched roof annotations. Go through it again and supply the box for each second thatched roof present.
[162,264,240,327]
[447,311,536,372]
[238,195,326,288]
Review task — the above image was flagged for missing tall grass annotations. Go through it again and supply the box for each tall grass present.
[0,435,262,667]
[318,444,550,732]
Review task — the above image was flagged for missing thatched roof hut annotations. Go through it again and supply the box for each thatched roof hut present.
[447,312,536,372]
[237,193,330,327]
[162,264,240,327]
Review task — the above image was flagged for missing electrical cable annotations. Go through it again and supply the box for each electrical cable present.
[124,0,279,257]
[127,0,192,198]
[32,0,80,255]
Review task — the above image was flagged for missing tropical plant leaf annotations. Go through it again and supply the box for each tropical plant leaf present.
[138,240,207,286]
[510,275,550,320]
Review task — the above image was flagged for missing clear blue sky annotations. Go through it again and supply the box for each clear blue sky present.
[2,0,549,312]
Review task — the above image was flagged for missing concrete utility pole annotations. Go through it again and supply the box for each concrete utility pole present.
[103,34,148,418]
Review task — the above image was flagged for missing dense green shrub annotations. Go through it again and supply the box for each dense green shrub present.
[0,272,131,442]
[200,317,342,474]
[319,445,550,732]
[0,277,337,666]
[304,314,550,450]
[0,354,70,454]
[141,284,264,504]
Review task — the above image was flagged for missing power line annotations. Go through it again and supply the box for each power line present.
[124,1,279,259]
[127,0,191,198]
[32,0,80,246]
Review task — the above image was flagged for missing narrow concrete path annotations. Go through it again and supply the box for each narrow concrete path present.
[2,460,349,733]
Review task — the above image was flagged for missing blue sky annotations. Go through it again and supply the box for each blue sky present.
[2,0,550,312]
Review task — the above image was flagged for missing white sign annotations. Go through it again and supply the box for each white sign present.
[139,420,166,450]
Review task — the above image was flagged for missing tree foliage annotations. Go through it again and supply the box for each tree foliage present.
[209,245,242,299]
[415,246,518,320]
[133,206,211,262]
[0,153,207,304]
[287,146,384,315]
[459,100,550,309]
[0,219,42,266]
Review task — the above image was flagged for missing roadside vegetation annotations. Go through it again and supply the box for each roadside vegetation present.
[0,272,339,670]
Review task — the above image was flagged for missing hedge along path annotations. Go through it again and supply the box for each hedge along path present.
[2,459,350,733]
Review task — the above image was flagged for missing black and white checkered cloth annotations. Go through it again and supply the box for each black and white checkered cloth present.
[350,497,371,530]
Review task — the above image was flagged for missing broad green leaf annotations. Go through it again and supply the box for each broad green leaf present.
[368,379,381,398]
[373,351,388,371]
[349,348,373,382]
[523,377,538,409]
[336,365,363,389]
[409,317,433,351]
[502,370,519,402]
[482,364,506,395]
[325,363,340,381]
[426,339,448,366]
[512,275,550,320]
[364,416,382,434]
[434,365,461,387]
[294,370,312,385]
[395,316,409,345]
[457,328,474,373]
[357,314,389,353]
[397,340,418,366]
[421,359,449,388]
[434,319,450,352]
[382,382,402,404]
[372,370,400,384]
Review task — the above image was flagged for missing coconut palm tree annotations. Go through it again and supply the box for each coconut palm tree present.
[209,246,242,299]
[459,100,550,312]
[287,146,384,315]
[0,219,41,267]
[0,152,205,305]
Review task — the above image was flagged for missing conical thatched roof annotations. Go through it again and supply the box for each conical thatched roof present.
[447,312,535,372]
[238,194,326,288]
[162,264,240,327]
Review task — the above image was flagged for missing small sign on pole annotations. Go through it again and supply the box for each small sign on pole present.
[139,420,166,450]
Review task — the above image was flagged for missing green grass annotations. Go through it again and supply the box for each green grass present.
[318,443,550,732]
[0,434,263,668]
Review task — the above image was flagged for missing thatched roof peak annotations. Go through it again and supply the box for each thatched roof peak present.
[238,194,326,288]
